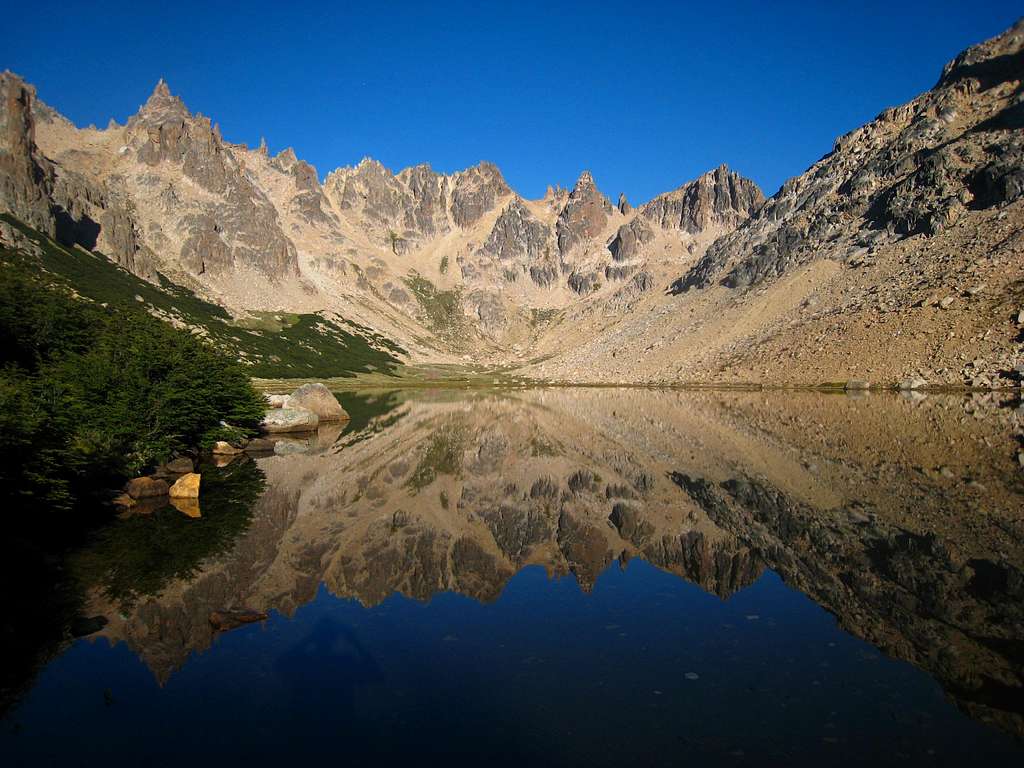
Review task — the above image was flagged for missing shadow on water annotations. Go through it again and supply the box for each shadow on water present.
[2,387,1024,764]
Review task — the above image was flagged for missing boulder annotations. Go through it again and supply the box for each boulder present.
[288,383,348,422]
[164,456,194,474]
[844,380,871,390]
[125,476,169,499]
[262,407,319,433]
[212,440,242,455]
[265,394,290,409]
[169,472,200,498]
[899,378,928,390]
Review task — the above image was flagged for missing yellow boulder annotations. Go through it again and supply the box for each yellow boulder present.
[169,472,201,499]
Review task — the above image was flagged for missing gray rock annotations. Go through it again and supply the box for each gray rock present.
[899,378,928,390]
[478,199,550,262]
[556,171,613,255]
[0,72,56,236]
[262,407,319,433]
[288,383,349,421]
[450,162,509,228]
[607,216,654,262]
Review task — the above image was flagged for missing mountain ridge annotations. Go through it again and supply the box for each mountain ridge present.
[2,18,1023,385]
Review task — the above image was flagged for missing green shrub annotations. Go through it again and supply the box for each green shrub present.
[0,249,266,514]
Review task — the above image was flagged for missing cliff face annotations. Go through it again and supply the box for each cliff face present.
[0,73,54,237]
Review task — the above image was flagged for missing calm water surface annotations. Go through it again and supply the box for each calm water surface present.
[2,388,1023,766]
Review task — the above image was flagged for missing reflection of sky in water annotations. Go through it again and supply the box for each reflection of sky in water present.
[5,561,1020,766]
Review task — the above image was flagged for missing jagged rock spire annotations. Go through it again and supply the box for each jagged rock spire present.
[136,78,189,121]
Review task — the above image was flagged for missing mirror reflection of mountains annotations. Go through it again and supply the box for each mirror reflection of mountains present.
[83,388,1024,738]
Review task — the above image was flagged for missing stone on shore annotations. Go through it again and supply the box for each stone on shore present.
[164,456,194,474]
[169,472,201,498]
[212,440,242,455]
[844,380,871,390]
[125,476,169,499]
[265,394,291,409]
[899,378,928,390]
[288,383,349,422]
[262,407,319,433]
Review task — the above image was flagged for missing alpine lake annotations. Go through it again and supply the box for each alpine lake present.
[3,386,1024,767]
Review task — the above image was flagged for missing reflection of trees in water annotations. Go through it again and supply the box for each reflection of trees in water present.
[72,458,266,608]
[1,459,267,716]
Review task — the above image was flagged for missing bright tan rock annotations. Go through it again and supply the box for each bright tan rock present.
[212,440,242,455]
[169,472,200,498]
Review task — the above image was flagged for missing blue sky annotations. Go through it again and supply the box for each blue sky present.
[5,1,1020,202]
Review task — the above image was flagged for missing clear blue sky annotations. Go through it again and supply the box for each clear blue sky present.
[5,1,1020,202]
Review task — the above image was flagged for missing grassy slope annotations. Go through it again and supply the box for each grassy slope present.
[2,214,407,379]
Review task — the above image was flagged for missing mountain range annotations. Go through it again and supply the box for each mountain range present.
[1,19,1023,384]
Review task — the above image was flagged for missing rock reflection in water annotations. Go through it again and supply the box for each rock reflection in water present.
[66,389,1024,741]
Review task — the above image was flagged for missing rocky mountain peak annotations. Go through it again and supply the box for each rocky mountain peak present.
[450,161,510,228]
[640,165,763,235]
[937,17,1024,89]
[134,78,189,123]
[557,170,613,255]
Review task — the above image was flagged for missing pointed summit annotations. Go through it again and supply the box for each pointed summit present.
[573,170,596,192]
[135,78,189,122]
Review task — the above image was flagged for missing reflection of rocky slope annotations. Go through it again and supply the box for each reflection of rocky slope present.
[81,388,1024,742]
[676,471,1024,739]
